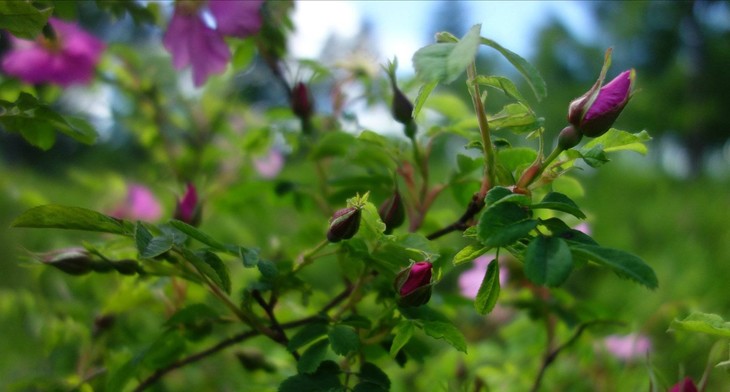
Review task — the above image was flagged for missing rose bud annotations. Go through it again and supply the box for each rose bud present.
[394,261,433,307]
[378,191,405,234]
[669,377,698,392]
[568,66,635,138]
[327,206,362,243]
[391,84,414,126]
[291,81,314,120]
[174,183,202,226]
[557,125,583,150]
[40,248,94,276]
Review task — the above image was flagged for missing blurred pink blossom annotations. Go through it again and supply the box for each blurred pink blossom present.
[603,333,651,360]
[574,222,591,235]
[2,18,105,86]
[162,1,263,87]
[112,184,162,221]
[253,149,284,178]
[458,255,508,299]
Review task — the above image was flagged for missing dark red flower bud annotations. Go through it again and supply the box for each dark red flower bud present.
[291,82,314,120]
[378,191,405,234]
[557,125,583,150]
[391,85,414,126]
[669,377,698,392]
[394,261,433,307]
[174,183,202,226]
[40,248,94,276]
[327,206,362,243]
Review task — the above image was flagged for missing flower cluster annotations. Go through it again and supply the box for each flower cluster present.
[163,0,264,86]
[2,18,105,87]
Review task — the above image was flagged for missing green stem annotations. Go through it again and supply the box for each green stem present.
[293,239,329,273]
[466,62,495,198]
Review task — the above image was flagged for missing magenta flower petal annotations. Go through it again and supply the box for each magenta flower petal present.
[1,18,105,86]
[163,9,231,87]
[208,0,264,38]
[603,333,651,360]
[399,262,432,296]
[669,377,698,392]
[584,70,632,122]
[112,184,162,221]
[174,183,201,225]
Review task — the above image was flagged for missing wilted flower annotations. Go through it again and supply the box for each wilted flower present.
[162,0,264,87]
[669,377,698,392]
[568,51,635,138]
[174,183,201,226]
[603,333,651,360]
[378,191,405,234]
[2,18,105,86]
[395,261,433,307]
[253,149,284,179]
[112,184,163,221]
[327,207,362,243]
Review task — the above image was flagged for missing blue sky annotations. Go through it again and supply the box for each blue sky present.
[290,1,594,72]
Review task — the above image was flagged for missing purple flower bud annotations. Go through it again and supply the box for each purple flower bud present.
[378,191,405,234]
[327,206,361,243]
[669,377,698,392]
[40,248,94,276]
[174,183,202,226]
[568,69,635,138]
[557,125,583,150]
[394,261,433,307]
[291,82,314,120]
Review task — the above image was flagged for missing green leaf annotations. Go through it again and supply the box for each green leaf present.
[164,303,219,328]
[353,382,388,392]
[142,331,186,368]
[453,243,489,266]
[135,222,173,258]
[328,324,360,356]
[279,360,342,392]
[484,186,531,207]
[477,202,537,248]
[169,219,226,250]
[341,314,372,330]
[524,236,573,287]
[669,312,730,338]
[0,2,52,39]
[580,128,652,155]
[229,245,260,268]
[181,249,232,294]
[421,321,467,353]
[358,362,391,391]
[297,339,330,374]
[309,131,356,159]
[390,321,414,357]
[412,81,438,119]
[474,259,501,314]
[488,103,540,133]
[531,192,586,219]
[480,37,547,101]
[474,75,529,105]
[12,205,131,235]
[571,244,658,289]
[287,322,329,352]
[497,147,538,174]
[0,93,98,148]
[412,24,481,83]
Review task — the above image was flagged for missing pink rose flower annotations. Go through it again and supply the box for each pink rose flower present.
[112,184,162,221]
[253,149,284,179]
[162,1,264,87]
[174,183,201,226]
[2,18,105,86]
[603,333,651,360]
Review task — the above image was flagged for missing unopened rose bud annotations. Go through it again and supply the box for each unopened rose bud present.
[669,377,698,392]
[41,248,94,276]
[291,82,314,120]
[557,125,583,150]
[174,183,202,226]
[327,206,362,243]
[568,56,634,138]
[391,85,414,126]
[394,261,433,307]
[378,191,405,234]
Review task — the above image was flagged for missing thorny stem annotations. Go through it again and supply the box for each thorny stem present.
[134,285,355,391]
[529,319,624,392]
[466,61,496,199]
